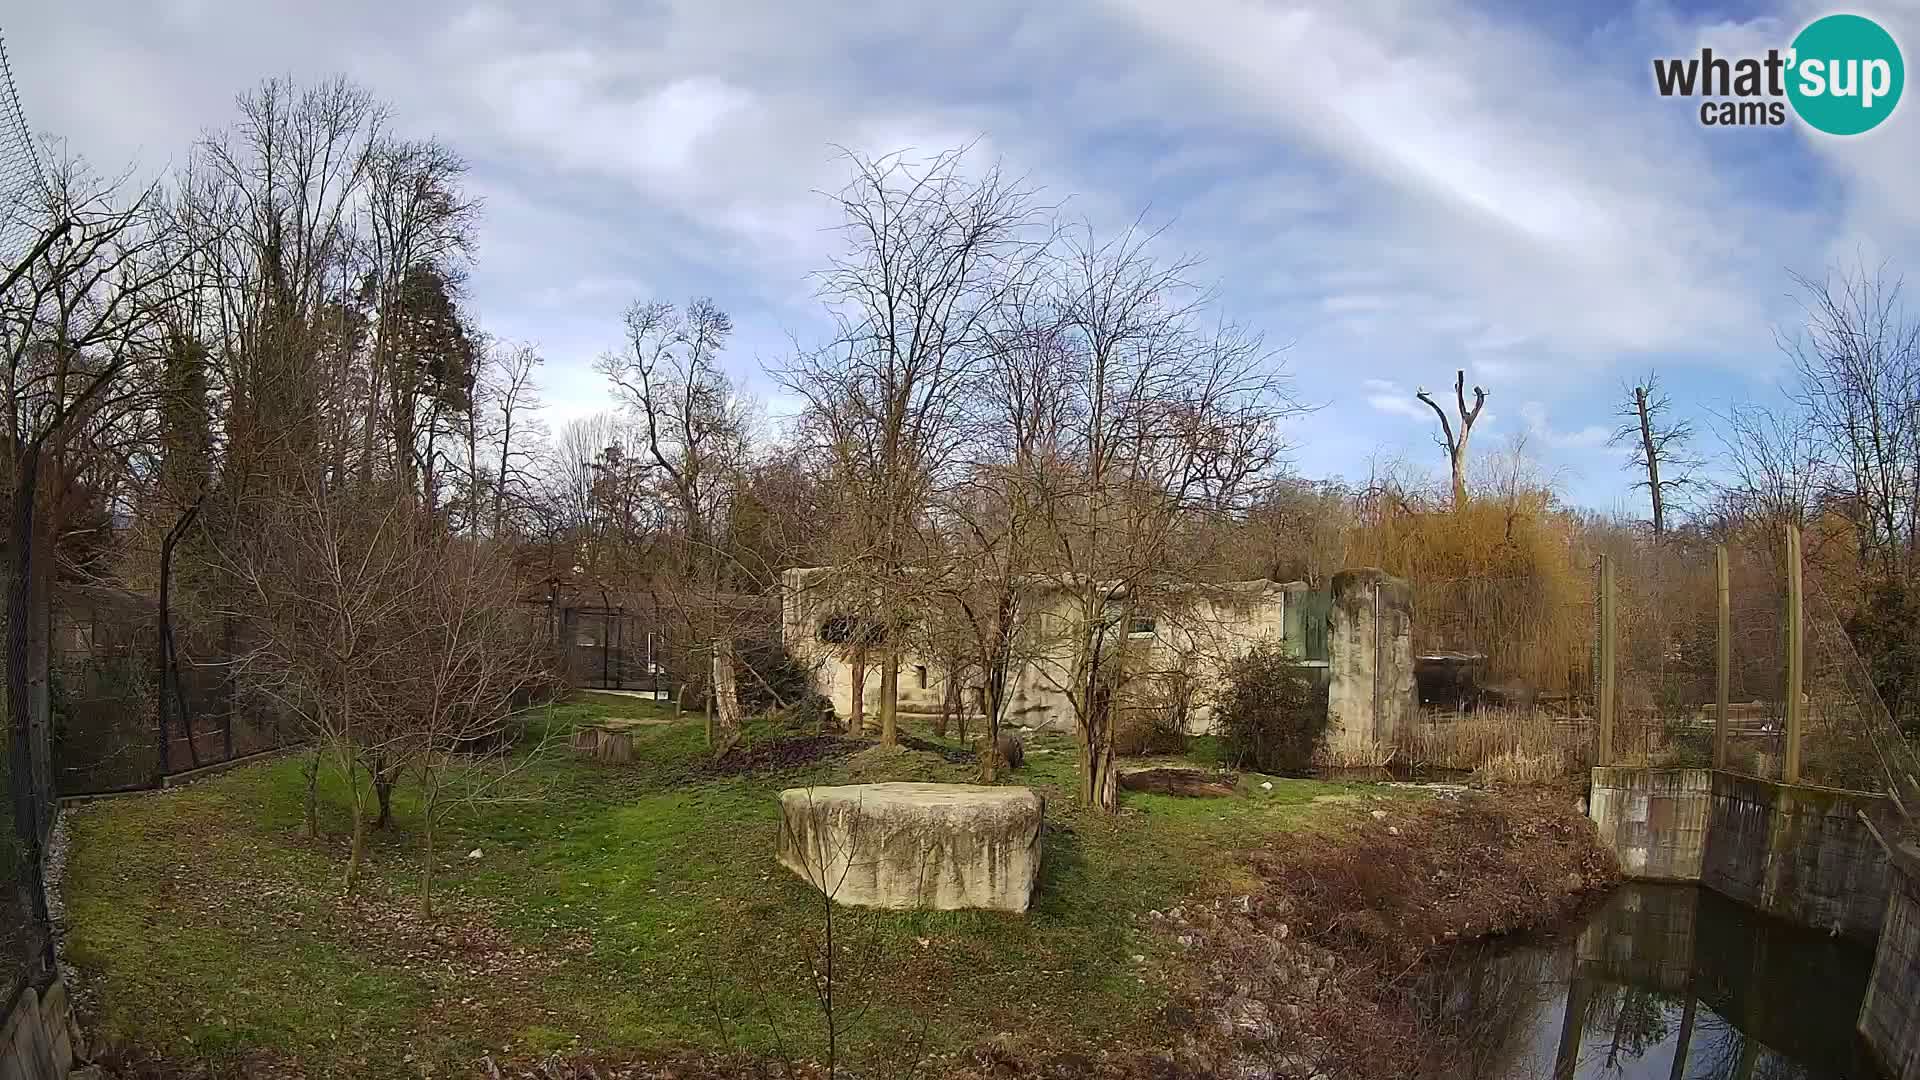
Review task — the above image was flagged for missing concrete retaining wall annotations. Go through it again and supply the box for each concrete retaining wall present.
[1588,767,1711,881]
[0,977,76,1080]
[1588,767,1892,941]
[1701,772,1892,941]
[1860,844,1920,1080]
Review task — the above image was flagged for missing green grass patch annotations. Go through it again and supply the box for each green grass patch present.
[62,700,1379,1076]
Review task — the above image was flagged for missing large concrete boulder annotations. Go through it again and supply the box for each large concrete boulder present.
[776,782,1044,912]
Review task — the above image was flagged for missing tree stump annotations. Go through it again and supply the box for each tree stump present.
[572,726,603,755]
[1119,767,1237,798]
[596,731,634,763]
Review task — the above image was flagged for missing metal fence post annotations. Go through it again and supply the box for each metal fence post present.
[1785,523,1804,784]
[1598,554,1617,767]
[1715,544,1730,770]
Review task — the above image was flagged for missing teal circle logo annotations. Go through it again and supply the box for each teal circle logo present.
[1788,14,1904,135]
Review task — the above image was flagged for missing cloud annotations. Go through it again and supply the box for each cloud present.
[12,0,1918,510]
[1361,379,1431,421]
[1520,401,1612,450]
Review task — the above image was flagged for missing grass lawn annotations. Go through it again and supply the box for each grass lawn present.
[62,693,1375,1077]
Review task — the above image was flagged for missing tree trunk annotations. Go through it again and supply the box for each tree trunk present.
[344,768,369,894]
[304,750,321,839]
[373,758,397,830]
[1081,682,1119,812]
[422,814,435,919]
[879,655,899,747]
[711,636,742,736]
[935,672,958,738]
[849,648,867,736]
[1084,738,1118,811]
[421,764,438,919]
[5,448,54,984]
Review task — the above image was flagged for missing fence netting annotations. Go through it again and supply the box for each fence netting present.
[1399,573,1596,773]
[51,584,299,795]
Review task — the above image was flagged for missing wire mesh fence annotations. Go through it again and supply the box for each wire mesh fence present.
[0,31,45,268]
[48,584,301,796]
[555,606,672,697]
[1397,528,1918,800]
[1399,573,1597,774]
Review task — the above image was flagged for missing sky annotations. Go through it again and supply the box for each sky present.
[10,0,1920,514]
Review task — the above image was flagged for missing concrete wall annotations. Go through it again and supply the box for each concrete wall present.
[1588,767,1711,882]
[778,567,1309,734]
[1701,772,1893,942]
[1860,844,1920,1080]
[1324,569,1413,762]
[1588,767,1894,941]
[0,977,77,1080]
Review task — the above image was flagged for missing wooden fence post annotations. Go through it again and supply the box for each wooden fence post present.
[1785,523,1804,784]
[1715,544,1730,770]
[1598,554,1617,768]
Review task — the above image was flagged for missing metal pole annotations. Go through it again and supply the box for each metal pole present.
[1598,554,1617,767]
[1715,544,1731,770]
[1785,524,1804,784]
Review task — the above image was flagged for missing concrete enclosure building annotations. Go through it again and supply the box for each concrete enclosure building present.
[779,566,1413,753]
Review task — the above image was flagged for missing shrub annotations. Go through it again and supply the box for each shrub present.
[771,691,837,732]
[1116,666,1195,756]
[736,635,818,715]
[1216,642,1328,774]
[1113,710,1188,756]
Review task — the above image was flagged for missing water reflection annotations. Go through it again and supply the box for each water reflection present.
[1419,884,1885,1079]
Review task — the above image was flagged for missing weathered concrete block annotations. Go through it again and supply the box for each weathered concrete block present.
[0,982,55,1080]
[777,782,1044,912]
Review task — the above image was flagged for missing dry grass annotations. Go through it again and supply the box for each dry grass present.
[1397,708,1588,774]
[1471,748,1569,786]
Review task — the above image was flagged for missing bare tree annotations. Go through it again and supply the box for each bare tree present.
[0,152,183,976]
[1780,262,1920,579]
[409,538,551,916]
[783,147,1050,747]
[1416,370,1488,508]
[1609,373,1696,538]
[1027,225,1299,811]
[216,478,433,893]
[479,339,545,537]
[598,297,758,746]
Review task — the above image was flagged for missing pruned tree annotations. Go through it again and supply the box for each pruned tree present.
[1416,370,1488,508]
[1609,372,1696,538]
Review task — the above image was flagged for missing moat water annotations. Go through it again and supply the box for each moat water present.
[1423,883,1885,1079]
